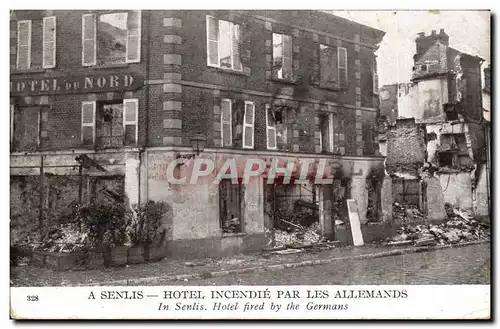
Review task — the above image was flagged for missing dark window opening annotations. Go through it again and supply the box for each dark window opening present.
[438,152,455,167]
[219,179,243,234]
[96,101,124,148]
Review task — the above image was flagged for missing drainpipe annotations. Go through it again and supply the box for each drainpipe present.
[39,155,45,232]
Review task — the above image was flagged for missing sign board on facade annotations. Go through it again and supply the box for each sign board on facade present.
[10,73,143,96]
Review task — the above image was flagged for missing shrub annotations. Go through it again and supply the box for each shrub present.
[76,202,128,249]
[126,201,170,246]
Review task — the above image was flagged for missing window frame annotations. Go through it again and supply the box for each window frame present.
[272,32,293,80]
[125,11,141,63]
[81,101,96,145]
[337,47,348,88]
[242,101,255,149]
[266,104,277,150]
[42,16,57,69]
[372,57,379,95]
[206,15,242,72]
[16,20,32,70]
[220,98,233,147]
[123,98,139,145]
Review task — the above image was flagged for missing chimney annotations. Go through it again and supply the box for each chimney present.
[415,29,449,58]
[431,30,437,36]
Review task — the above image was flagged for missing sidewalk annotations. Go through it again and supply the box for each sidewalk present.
[10,240,488,287]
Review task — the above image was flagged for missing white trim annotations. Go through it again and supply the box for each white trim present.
[81,101,96,144]
[265,104,277,150]
[242,101,255,149]
[16,20,31,70]
[43,16,57,69]
[82,14,96,66]
[337,47,347,88]
[220,98,233,147]
[126,10,141,63]
[123,98,139,144]
[10,104,14,144]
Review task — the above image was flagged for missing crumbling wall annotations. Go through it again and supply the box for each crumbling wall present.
[10,176,41,241]
[386,119,426,176]
[439,172,473,209]
[474,163,490,217]
[423,176,447,221]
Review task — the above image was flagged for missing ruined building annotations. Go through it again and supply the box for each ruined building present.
[10,10,388,258]
[380,29,490,221]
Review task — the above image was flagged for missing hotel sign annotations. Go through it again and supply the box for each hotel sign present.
[10,73,143,96]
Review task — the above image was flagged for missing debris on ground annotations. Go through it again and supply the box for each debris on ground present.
[274,221,322,248]
[393,202,426,224]
[13,224,88,254]
[383,203,490,246]
[270,248,303,255]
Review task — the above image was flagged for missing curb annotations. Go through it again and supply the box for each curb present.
[80,240,489,286]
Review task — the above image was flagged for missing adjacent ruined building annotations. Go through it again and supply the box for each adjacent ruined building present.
[380,29,490,221]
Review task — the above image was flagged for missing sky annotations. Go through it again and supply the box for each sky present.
[330,10,491,87]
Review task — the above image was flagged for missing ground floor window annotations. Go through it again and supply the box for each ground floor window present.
[219,179,243,234]
[12,105,48,152]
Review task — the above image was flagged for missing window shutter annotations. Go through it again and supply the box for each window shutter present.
[43,16,56,68]
[283,35,293,80]
[126,11,141,63]
[82,14,96,66]
[123,99,138,145]
[231,23,242,71]
[242,101,255,149]
[338,47,347,88]
[81,101,96,145]
[207,16,219,66]
[17,20,31,70]
[220,99,232,147]
[373,58,379,94]
[328,113,334,153]
[266,104,277,150]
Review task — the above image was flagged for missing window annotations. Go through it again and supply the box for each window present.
[319,44,338,88]
[242,101,255,149]
[206,16,242,71]
[372,57,379,95]
[12,106,48,151]
[220,99,232,147]
[272,33,292,80]
[81,101,96,146]
[42,17,56,68]
[82,11,141,67]
[86,99,139,148]
[266,104,277,150]
[419,64,428,72]
[320,113,341,153]
[16,20,31,70]
[337,47,347,88]
[219,179,243,234]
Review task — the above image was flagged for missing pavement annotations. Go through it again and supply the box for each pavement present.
[10,240,489,287]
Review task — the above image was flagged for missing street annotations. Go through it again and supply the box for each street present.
[159,244,490,286]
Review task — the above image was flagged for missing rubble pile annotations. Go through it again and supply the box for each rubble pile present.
[385,204,490,246]
[15,224,89,253]
[393,202,426,223]
[275,222,321,248]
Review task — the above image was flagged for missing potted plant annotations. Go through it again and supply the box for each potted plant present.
[126,201,170,263]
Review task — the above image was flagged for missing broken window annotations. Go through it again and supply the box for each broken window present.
[82,11,141,66]
[337,47,347,88]
[266,104,277,150]
[82,99,138,148]
[219,179,243,234]
[438,152,455,167]
[272,33,293,80]
[12,106,48,152]
[266,105,288,150]
[319,44,338,88]
[206,16,242,71]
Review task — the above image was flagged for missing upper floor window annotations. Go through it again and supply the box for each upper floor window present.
[16,20,31,70]
[206,16,242,71]
[272,33,292,80]
[220,99,233,147]
[242,101,255,149]
[319,44,338,88]
[82,11,141,67]
[266,104,277,150]
[338,47,347,88]
[42,17,56,69]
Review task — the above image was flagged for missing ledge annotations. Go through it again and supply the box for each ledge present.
[11,68,46,75]
[221,232,246,238]
[268,77,299,85]
[207,66,249,76]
